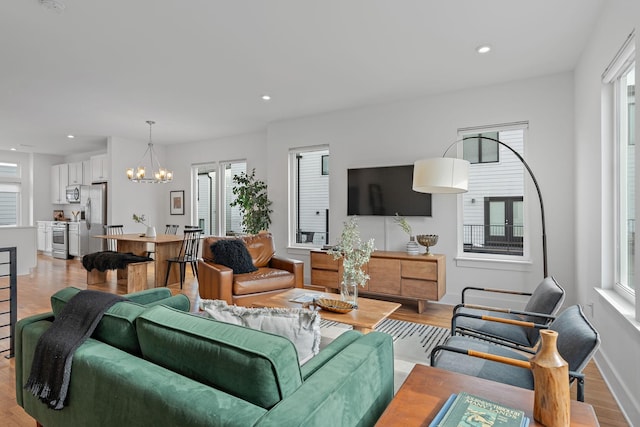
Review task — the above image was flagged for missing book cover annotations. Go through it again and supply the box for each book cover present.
[289,293,321,303]
[437,392,527,427]
[429,394,458,427]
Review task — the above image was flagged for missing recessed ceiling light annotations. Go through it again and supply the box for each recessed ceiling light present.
[261,95,271,101]
[10,147,16,151]
[67,134,75,139]
[476,45,491,54]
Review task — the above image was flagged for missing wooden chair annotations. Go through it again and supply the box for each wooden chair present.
[103,225,124,251]
[164,228,203,289]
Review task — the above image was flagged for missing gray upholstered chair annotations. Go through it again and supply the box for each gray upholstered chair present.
[451,276,565,353]
[431,305,600,402]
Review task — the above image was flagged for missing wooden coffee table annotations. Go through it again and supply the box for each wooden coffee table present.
[240,288,401,334]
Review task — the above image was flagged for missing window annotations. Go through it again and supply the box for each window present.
[602,31,635,301]
[191,160,246,236]
[194,163,217,235]
[223,161,246,236]
[615,63,636,295]
[289,147,330,246]
[463,132,499,164]
[0,162,20,226]
[460,125,527,259]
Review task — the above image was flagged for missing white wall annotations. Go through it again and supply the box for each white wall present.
[574,1,640,425]
[109,137,165,233]
[267,72,575,303]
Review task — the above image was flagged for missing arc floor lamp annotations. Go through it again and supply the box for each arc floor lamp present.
[412,135,548,278]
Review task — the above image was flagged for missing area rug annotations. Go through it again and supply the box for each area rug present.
[320,318,451,392]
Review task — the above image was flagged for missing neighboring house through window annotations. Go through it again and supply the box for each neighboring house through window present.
[0,162,20,226]
[192,160,246,236]
[459,124,528,260]
[289,147,329,246]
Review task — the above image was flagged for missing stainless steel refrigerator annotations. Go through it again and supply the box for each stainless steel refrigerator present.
[80,183,107,255]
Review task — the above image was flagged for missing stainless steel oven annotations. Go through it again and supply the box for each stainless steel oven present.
[51,221,70,259]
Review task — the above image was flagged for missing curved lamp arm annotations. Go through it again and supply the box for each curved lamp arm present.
[440,135,548,278]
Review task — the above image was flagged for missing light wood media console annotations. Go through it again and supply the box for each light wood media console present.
[310,250,445,313]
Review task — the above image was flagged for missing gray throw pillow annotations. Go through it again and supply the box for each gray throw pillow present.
[201,299,321,364]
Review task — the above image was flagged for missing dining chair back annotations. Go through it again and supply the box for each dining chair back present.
[164,228,203,289]
[165,224,179,234]
[104,225,124,251]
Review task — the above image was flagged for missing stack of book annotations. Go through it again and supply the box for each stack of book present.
[430,392,530,427]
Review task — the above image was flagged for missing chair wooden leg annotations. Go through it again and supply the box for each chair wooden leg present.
[164,261,172,287]
[179,263,186,289]
[190,261,197,276]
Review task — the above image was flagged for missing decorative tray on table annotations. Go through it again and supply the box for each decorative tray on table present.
[314,298,355,314]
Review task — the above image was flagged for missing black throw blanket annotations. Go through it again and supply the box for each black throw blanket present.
[82,251,153,272]
[24,290,126,410]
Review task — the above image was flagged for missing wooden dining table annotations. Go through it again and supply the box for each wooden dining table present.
[94,233,185,288]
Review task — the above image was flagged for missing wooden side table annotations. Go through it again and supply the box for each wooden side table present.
[375,364,600,426]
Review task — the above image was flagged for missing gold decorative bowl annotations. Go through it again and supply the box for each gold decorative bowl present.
[314,298,355,314]
[416,234,439,255]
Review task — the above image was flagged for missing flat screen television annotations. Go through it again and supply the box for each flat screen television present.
[347,165,432,216]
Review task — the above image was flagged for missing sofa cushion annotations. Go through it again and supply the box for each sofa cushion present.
[136,305,303,409]
[210,239,258,274]
[50,287,190,355]
[233,268,295,295]
[201,299,320,364]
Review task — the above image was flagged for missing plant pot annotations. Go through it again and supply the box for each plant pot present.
[406,236,420,255]
[146,226,156,238]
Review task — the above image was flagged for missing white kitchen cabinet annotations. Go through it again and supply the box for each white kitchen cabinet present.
[44,221,53,254]
[91,154,109,182]
[82,159,92,184]
[68,162,83,185]
[37,221,46,251]
[51,164,69,204]
[69,222,80,257]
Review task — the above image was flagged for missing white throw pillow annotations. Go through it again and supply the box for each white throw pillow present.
[200,299,321,364]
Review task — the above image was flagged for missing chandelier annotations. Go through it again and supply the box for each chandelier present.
[126,121,173,183]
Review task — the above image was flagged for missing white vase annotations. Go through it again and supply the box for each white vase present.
[146,226,156,237]
[406,236,420,255]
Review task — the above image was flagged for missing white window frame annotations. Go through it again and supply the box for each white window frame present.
[455,122,532,272]
[603,32,636,304]
[288,145,330,248]
[191,160,246,236]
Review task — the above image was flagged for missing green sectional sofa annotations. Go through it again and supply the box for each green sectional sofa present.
[15,287,394,427]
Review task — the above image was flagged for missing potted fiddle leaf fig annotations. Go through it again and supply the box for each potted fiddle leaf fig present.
[230,168,273,234]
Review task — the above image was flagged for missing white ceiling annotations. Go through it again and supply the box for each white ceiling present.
[0,0,603,156]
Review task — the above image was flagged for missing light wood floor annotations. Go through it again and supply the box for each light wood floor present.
[1,255,629,426]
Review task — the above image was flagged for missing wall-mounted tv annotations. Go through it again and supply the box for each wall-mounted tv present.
[347,165,432,216]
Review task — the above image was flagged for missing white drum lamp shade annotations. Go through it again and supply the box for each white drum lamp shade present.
[412,157,470,194]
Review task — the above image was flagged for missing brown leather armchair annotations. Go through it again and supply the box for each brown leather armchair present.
[198,233,304,304]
